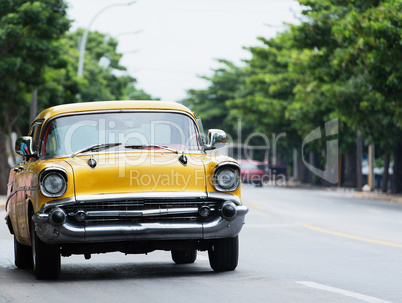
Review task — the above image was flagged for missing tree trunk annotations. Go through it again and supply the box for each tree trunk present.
[343,151,357,187]
[392,141,402,193]
[298,156,309,183]
[381,150,390,193]
[0,128,11,195]
[308,151,314,185]
[307,151,322,185]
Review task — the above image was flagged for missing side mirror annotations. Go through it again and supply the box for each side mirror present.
[205,129,226,150]
[15,136,35,157]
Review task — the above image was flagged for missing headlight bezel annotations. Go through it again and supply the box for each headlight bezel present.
[39,168,68,198]
[212,162,240,192]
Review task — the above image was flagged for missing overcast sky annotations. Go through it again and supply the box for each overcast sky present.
[67,0,302,102]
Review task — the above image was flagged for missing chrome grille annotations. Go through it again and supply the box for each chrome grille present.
[62,199,220,223]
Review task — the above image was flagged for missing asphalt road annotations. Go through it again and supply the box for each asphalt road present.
[0,186,401,303]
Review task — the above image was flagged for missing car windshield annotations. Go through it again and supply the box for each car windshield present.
[40,112,202,157]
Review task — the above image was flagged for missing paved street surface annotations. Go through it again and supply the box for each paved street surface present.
[1,186,401,302]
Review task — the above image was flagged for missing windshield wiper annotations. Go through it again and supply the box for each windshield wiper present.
[124,144,178,154]
[70,143,122,158]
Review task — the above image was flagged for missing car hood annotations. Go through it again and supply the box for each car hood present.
[63,152,206,196]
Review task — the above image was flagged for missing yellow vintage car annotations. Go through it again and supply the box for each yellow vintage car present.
[5,101,248,279]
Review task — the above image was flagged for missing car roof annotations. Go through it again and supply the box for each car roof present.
[35,100,195,121]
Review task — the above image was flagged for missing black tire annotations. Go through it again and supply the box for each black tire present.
[208,236,239,272]
[30,217,61,279]
[171,250,197,264]
[14,236,33,269]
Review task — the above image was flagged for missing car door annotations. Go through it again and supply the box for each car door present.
[14,121,43,242]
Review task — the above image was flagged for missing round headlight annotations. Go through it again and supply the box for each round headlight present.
[40,172,67,197]
[213,166,240,192]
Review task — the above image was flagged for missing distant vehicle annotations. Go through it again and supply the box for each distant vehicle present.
[361,158,393,188]
[238,160,265,187]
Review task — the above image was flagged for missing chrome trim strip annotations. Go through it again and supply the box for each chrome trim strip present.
[39,193,241,213]
[39,197,76,213]
[13,186,39,191]
[34,213,50,223]
[75,192,208,202]
[214,161,240,171]
[206,192,242,205]
[5,186,39,211]
[83,207,204,218]
[5,191,17,212]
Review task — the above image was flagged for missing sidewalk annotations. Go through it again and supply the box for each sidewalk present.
[353,191,402,204]
[0,195,6,209]
[287,181,402,204]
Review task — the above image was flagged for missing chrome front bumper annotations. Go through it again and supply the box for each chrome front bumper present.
[32,192,248,244]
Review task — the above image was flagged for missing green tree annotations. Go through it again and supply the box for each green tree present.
[65,29,154,103]
[35,29,155,115]
[227,32,307,174]
[290,0,402,190]
[0,0,70,194]
[185,59,250,138]
[186,0,402,190]
[230,33,302,146]
[329,0,402,191]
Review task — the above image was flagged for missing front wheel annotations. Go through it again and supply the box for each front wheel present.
[208,236,239,272]
[30,218,61,279]
[171,250,197,264]
[14,236,33,269]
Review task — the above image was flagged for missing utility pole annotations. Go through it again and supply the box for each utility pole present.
[77,1,136,77]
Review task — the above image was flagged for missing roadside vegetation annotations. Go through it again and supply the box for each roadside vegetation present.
[185,0,402,192]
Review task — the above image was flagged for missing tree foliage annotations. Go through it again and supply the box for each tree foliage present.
[185,0,402,190]
[0,1,153,194]
[0,0,71,194]
[185,59,251,139]
[0,0,70,125]
[38,29,154,111]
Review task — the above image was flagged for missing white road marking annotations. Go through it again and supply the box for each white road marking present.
[296,281,392,303]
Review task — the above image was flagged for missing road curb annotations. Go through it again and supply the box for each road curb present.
[353,192,402,204]
[286,182,402,204]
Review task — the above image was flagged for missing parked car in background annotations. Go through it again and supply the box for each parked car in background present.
[5,101,248,279]
[238,160,265,187]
